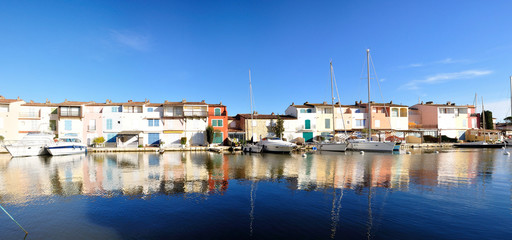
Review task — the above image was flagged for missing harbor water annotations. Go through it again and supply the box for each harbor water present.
[0,149,511,239]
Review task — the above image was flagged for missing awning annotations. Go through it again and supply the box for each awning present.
[117,131,143,135]
[163,130,183,134]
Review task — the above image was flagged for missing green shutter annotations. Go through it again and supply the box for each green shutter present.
[215,108,221,116]
[212,120,217,127]
[305,120,311,129]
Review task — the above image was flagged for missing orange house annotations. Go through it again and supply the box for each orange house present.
[208,103,228,144]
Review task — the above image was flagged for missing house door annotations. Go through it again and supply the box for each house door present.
[148,133,160,145]
[303,132,313,142]
[213,132,223,144]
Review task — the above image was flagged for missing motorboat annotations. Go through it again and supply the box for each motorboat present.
[242,143,263,153]
[347,138,398,152]
[258,137,296,153]
[46,136,87,156]
[3,132,54,157]
[453,141,505,148]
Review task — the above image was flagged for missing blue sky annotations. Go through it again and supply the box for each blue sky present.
[1,0,511,121]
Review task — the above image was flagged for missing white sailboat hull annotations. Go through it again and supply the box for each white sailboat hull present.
[347,141,396,152]
[317,142,348,152]
[258,139,296,153]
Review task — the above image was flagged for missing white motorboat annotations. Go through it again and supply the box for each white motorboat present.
[258,137,296,153]
[46,137,86,156]
[3,132,54,157]
[242,143,263,153]
[347,138,397,152]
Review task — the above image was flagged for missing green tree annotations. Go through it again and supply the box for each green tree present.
[505,116,512,124]
[205,125,215,144]
[271,116,285,139]
[480,110,494,129]
[93,137,105,145]
[0,135,4,143]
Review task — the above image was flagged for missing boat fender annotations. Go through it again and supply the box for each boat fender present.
[360,151,364,155]
[406,151,411,154]
[312,147,317,151]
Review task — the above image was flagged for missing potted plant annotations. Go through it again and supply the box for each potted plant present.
[180,137,187,148]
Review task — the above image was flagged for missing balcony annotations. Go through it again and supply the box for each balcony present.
[296,124,316,131]
[19,112,40,118]
[184,110,207,117]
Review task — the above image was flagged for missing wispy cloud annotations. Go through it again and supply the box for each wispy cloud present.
[486,99,511,122]
[109,30,150,51]
[402,58,470,68]
[402,70,493,90]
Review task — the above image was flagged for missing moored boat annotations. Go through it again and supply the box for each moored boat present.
[258,137,296,153]
[46,137,86,156]
[3,132,54,157]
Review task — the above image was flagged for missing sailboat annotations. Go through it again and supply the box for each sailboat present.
[347,49,398,152]
[317,61,348,152]
[242,69,263,153]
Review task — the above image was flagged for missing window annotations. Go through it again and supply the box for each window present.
[375,120,380,128]
[89,120,96,131]
[106,133,117,143]
[65,120,72,131]
[148,119,159,127]
[49,120,56,131]
[307,109,312,113]
[124,106,142,113]
[305,119,311,129]
[463,120,467,127]
[400,108,407,117]
[0,118,3,129]
[355,119,366,127]
[458,108,468,114]
[300,109,306,113]
[325,119,330,129]
[112,106,122,112]
[60,106,80,117]
[324,108,332,114]
[212,119,223,127]
[147,108,153,112]
[51,108,58,114]
[391,108,399,117]
[214,108,221,116]
[106,119,112,130]
[0,105,8,113]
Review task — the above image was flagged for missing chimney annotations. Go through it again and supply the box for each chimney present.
[0,95,4,99]
[182,99,186,103]
[201,100,205,103]
[64,98,68,102]
[451,103,455,106]
[323,101,327,105]
[220,101,222,105]
[128,100,133,103]
[291,102,294,106]
[355,101,358,105]
[46,98,50,104]
[271,112,275,115]
[390,100,393,104]
[446,101,451,105]
[17,96,21,101]
[30,100,34,103]
[164,100,169,104]
[304,101,309,104]
[426,101,433,104]
[145,98,149,103]
[421,101,424,104]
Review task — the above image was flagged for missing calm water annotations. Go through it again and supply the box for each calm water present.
[0,149,511,239]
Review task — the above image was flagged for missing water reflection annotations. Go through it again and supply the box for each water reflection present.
[0,149,502,203]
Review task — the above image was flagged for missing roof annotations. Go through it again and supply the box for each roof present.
[163,101,208,106]
[0,97,23,104]
[236,113,297,120]
[355,102,408,107]
[208,104,225,107]
[22,102,59,107]
[122,101,146,106]
[57,101,92,106]
[412,103,475,108]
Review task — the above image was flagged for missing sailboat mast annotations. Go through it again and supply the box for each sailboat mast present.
[510,76,512,120]
[367,49,372,140]
[482,96,486,140]
[249,69,254,141]
[330,61,336,137]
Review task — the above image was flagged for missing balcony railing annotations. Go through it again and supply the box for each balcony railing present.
[19,112,39,118]
[184,110,207,117]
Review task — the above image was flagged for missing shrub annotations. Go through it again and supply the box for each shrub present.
[93,137,105,145]
[180,137,187,145]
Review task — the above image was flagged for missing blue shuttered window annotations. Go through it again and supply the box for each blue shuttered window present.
[106,119,113,130]
[65,120,72,130]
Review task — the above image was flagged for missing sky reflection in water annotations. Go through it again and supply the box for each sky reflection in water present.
[0,149,510,239]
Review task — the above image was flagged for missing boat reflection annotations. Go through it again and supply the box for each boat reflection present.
[0,149,499,203]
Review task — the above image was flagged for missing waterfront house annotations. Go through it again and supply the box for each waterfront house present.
[208,102,228,144]
[162,99,208,146]
[285,102,318,142]
[83,101,104,146]
[0,96,24,141]
[19,100,58,138]
[408,101,475,140]
[230,112,297,142]
[57,100,88,142]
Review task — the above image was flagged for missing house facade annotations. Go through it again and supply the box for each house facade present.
[19,100,58,138]
[208,103,228,144]
[0,96,24,140]
[231,113,298,141]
